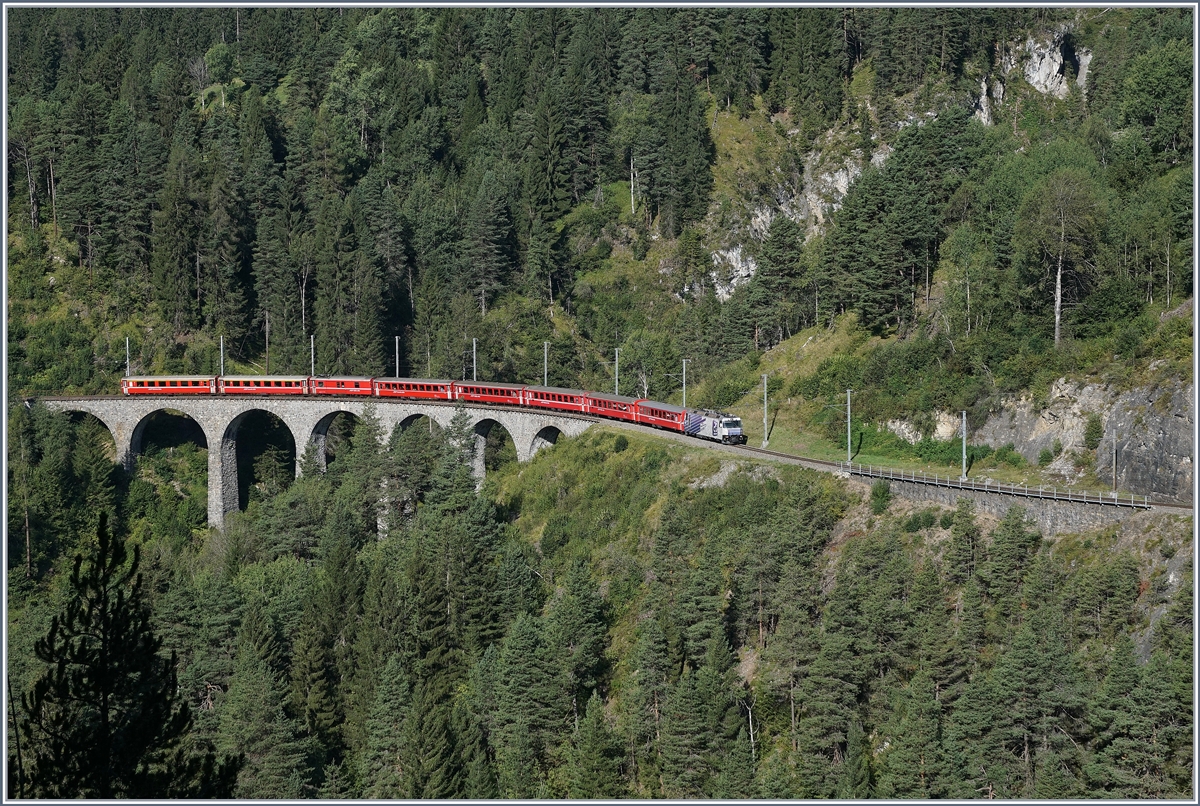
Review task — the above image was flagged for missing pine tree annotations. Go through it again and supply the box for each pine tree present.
[358,654,411,797]
[220,601,319,798]
[875,671,946,797]
[453,680,498,799]
[492,612,562,792]
[796,629,860,793]
[979,507,1040,623]
[544,557,607,732]
[14,513,240,798]
[658,668,712,797]
[622,615,672,785]
[838,718,874,798]
[945,498,980,584]
[151,112,202,334]
[394,541,467,798]
[463,168,513,315]
[712,727,755,797]
[943,670,1007,798]
[567,692,624,797]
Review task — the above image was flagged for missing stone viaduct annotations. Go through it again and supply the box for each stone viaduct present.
[41,397,593,528]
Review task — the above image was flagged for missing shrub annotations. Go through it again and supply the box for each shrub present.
[613,434,628,453]
[541,512,571,558]
[993,443,1026,468]
[903,509,937,532]
[869,480,891,514]
[939,511,954,529]
[1084,413,1104,451]
[1038,448,1054,466]
[711,378,754,408]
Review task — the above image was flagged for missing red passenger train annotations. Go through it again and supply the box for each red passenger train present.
[121,374,747,444]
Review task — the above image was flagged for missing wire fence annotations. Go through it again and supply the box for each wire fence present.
[839,462,1152,510]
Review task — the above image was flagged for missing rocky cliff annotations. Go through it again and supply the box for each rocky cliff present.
[974,379,1193,503]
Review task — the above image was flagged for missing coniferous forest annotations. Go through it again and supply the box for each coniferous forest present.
[5,6,1194,799]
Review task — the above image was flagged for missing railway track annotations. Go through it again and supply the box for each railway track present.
[38,395,1193,513]
[734,444,1192,513]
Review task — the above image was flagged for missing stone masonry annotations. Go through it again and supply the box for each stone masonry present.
[41,397,592,528]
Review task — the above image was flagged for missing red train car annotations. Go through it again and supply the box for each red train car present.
[220,375,309,394]
[586,392,641,423]
[310,376,375,396]
[123,376,216,395]
[524,386,588,414]
[454,382,527,406]
[374,378,454,400]
[637,400,687,432]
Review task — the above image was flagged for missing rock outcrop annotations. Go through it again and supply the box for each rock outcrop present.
[974,379,1193,503]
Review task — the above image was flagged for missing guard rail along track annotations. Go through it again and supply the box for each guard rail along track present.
[836,461,1151,509]
[41,396,1188,513]
[732,446,1186,511]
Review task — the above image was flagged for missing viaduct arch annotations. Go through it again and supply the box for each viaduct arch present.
[41,397,592,528]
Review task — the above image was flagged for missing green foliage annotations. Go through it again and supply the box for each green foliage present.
[869,479,891,514]
[1084,413,1105,451]
[4,8,1194,800]
[12,513,240,798]
[902,508,938,533]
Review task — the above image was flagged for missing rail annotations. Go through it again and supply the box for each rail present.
[38,395,1173,512]
[838,461,1151,510]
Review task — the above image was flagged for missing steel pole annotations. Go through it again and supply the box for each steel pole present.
[310,335,314,376]
[220,335,224,376]
[615,348,619,395]
[395,336,400,377]
[846,390,852,464]
[125,337,130,376]
[762,374,769,448]
[544,341,549,387]
[682,359,688,408]
[961,410,967,480]
[473,338,477,381]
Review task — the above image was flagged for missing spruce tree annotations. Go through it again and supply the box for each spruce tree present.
[980,506,1040,623]
[358,654,411,798]
[874,671,946,798]
[14,513,239,798]
[544,557,607,731]
[658,668,711,797]
[566,693,624,798]
[220,604,319,798]
[945,498,980,584]
[838,718,874,798]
